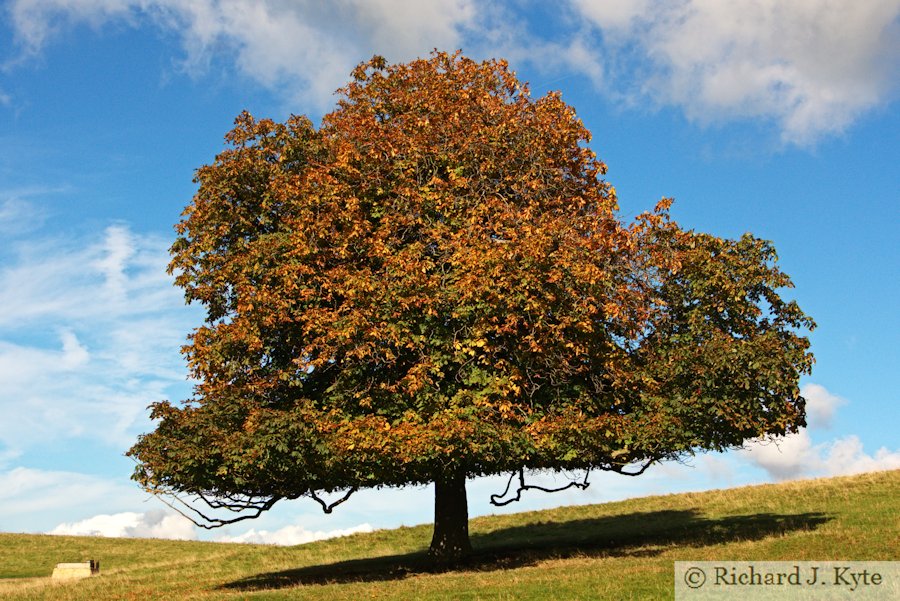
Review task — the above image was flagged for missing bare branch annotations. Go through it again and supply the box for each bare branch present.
[490,468,591,507]
[309,487,358,514]
[140,480,360,530]
[609,459,655,477]
[146,490,283,530]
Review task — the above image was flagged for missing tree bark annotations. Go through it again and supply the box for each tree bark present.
[429,471,473,561]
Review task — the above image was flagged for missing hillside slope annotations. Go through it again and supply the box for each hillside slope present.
[1,469,897,600]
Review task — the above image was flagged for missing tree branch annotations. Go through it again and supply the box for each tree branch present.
[490,468,591,507]
[148,491,283,530]
[141,485,358,529]
[608,459,655,477]
[309,487,358,513]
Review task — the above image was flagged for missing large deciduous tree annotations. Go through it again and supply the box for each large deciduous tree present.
[128,51,814,561]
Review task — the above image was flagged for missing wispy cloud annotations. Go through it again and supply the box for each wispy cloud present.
[0,224,199,454]
[92,224,135,301]
[0,467,143,527]
[0,224,184,326]
[0,192,54,235]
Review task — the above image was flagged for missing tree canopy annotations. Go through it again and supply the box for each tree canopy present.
[128,51,814,560]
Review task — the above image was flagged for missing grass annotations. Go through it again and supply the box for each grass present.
[0,469,897,600]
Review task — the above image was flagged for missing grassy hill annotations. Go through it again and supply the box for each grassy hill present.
[1,469,897,600]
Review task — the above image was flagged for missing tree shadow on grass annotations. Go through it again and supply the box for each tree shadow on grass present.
[221,509,830,591]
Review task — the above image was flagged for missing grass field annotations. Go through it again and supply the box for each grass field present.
[1,469,897,600]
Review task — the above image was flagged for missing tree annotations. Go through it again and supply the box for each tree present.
[128,51,814,561]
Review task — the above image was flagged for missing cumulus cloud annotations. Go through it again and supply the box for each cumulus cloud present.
[572,0,900,144]
[743,429,820,480]
[801,382,845,429]
[216,522,374,546]
[46,506,372,545]
[49,510,197,540]
[741,383,900,481]
[745,430,900,481]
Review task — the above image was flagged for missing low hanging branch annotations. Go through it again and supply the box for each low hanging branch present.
[490,468,592,507]
[146,486,358,529]
[608,460,656,477]
[309,487,358,513]
[488,458,658,507]
[152,491,285,530]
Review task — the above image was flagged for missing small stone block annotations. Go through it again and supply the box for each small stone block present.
[52,560,100,580]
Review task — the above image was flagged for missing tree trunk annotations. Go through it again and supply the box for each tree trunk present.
[429,471,473,561]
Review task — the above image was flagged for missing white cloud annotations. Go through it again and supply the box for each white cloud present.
[0,225,199,453]
[0,191,55,235]
[572,0,900,144]
[0,448,22,469]
[744,430,900,481]
[801,382,845,429]
[59,329,90,369]
[12,0,895,141]
[0,467,134,524]
[743,429,821,480]
[216,523,374,546]
[0,467,212,536]
[352,0,475,53]
[49,510,197,540]
[503,34,607,92]
[0,225,181,326]
[740,382,900,481]
[0,197,32,231]
[7,0,132,57]
[8,0,479,111]
[47,510,197,540]
[821,435,900,477]
[574,0,650,31]
[92,224,135,301]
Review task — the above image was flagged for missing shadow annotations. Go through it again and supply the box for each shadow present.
[220,510,831,591]
[472,509,830,556]
[221,508,830,591]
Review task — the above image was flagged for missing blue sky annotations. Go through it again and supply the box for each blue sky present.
[1,0,898,544]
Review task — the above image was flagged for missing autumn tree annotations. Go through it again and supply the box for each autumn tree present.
[128,51,814,561]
